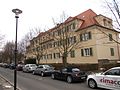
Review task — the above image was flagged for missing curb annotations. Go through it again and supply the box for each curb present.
[0,74,21,90]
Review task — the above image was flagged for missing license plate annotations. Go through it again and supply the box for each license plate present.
[81,77,85,79]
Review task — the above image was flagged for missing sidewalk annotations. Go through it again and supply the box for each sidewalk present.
[0,75,14,90]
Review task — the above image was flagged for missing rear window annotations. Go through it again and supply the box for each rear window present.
[44,65,50,68]
[72,68,80,72]
[30,64,36,67]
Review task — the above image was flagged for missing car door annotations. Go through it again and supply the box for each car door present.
[26,65,30,72]
[23,65,28,72]
[55,69,63,80]
[104,69,120,90]
[97,69,120,90]
[38,65,43,74]
[60,68,68,80]
[35,67,40,74]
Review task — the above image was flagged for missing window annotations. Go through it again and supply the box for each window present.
[56,53,60,59]
[54,42,57,47]
[58,29,61,36]
[36,47,39,51]
[105,69,120,76]
[43,45,46,50]
[103,19,107,26]
[33,48,35,52]
[38,65,43,68]
[48,54,52,59]
[81,48,93,56]
[35,40,38,44]
[70,50,75,58]
[69,36,76,44]
[49,43,52,48]
[109,34,113,41]
[53,53,60,59]
[53,53,56,59]
[72,23,76,29]
[43,55,47,60]
[110,48,114,56]
[80,32,91,41]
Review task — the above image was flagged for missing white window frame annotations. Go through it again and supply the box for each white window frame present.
[81,48,93,56]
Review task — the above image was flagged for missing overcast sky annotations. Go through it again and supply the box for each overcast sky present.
[0,0,105,42]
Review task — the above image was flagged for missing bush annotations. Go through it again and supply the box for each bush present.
[24,58,36,64]
[43,63,98,71]
[99,63,120,70]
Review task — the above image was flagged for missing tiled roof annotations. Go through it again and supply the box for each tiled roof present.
[77,9,98,29]
[66,9,99,29]
[35,9,99,38]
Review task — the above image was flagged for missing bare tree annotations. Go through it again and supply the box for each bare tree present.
[51,12,80,66]
[0,34,5,50]
[1,41,25,64]
[2,42,15,63]
[31,28,48,64]
[0,51,3,62]
[104,0,120,30]
[18,28,41,56]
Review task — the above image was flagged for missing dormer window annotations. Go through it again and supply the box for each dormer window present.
[103,19,107,26]
[72,23,76,29]
[109,34,113,41]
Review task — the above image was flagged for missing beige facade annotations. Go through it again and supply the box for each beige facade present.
[25,9,120,64]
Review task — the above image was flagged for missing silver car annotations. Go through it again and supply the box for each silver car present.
[33,65,54,77]
[23,64,37,72]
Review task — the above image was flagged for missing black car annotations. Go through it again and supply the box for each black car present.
[9,63,15,69]
[51,67,87,83]
[16,64,24,71]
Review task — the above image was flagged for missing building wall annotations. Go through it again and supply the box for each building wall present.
[38,26,120,64]
[95,27,119,62]
[25,11,120,64]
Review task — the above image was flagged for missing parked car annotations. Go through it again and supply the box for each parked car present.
[2,63,9,68]
[9,63,15,69]
[0,63,3,67]
[87,67,120,90]
[33,64,54,77]
[16,64,24,71]
[51,66,87,83]
[23,64,37,72]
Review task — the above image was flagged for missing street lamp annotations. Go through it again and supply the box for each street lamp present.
[12,8,22,90]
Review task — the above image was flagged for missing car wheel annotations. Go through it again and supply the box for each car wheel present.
[67,76,72,83]
[51,73,55,79]
[26,69,29,73]
[88,79,97,89]
[41,72,44,77]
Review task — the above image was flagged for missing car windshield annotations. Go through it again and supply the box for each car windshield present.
[30,64,36,67]
[44,65,51,68]
[72,68,80,72]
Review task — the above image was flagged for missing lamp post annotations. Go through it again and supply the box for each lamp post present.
[12,8,22,90]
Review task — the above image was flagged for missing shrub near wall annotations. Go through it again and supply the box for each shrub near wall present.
[67,64,98,71]
[99,63,120,70]
[24,58,36,64]
[48,63,98,71]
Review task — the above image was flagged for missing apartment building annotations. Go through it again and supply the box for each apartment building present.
[26,9,120,65]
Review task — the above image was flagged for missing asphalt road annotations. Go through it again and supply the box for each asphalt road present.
[0,67,105,90]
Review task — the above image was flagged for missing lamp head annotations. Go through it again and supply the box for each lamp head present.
[12,9,22,15]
